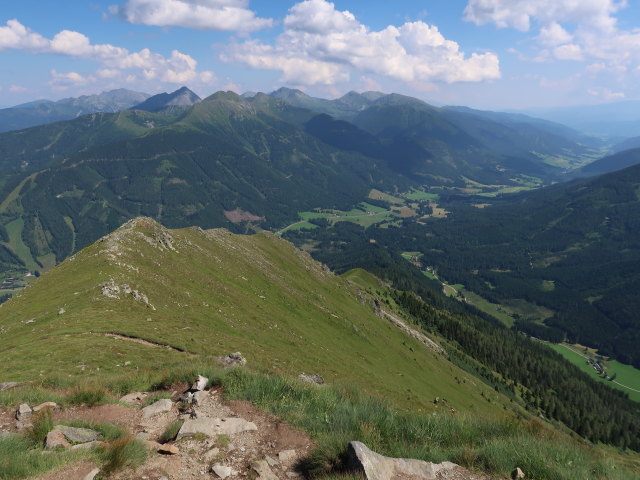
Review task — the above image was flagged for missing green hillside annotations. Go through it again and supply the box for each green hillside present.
[0,217,510,417]
[356,162,640,368]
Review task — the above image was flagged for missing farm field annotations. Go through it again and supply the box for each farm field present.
[548,343,640,403]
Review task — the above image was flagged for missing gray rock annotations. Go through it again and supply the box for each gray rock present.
[15,403,32,421]
[177,417,257,439]
[142,398,173,419]
[0,382,21,392]
[348,441,459,480]
[265,455,279,467]
[119,392,147,405]
[16,419,32,431]
[278,449,297,465]
[512,467,525,479]
[191,375,209,391]
[252,460,279,480]
[193,390,208,405]
[83,468,100,480]
[218,352,247,367]
[33,402,57,412]
[203,447,221,462]
[212,464,237,479]
[71,440,103,450]
[299,373,324,385]
[45,430,71,450]
[55,425,102,443]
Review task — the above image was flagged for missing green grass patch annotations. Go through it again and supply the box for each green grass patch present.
[548,344,640,403]
[220,368,638,480]
[462,290,515,328]
[403,188,439,201]
[0,435,90,480]
[3,218,38,272]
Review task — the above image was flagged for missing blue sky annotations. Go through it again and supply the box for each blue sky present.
[1,0,640,109]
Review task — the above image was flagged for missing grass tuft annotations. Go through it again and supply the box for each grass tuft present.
[159,421,183,444]
[100,436,147,475]
[0,434,86,479]
[26,408,54,447]
[65,383,112,407]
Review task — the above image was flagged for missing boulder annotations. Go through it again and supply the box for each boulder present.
[218,352,247,367]
[55,425,102,443]
[347,441,459,480]
[177,417,257,439]
[142,398,173,419]
[45,430,71,450]
[212,464,237,479]
[299,373,324,385]
[252,460,279,480]
[15,403,32,421]
[33,402,58,412]
[191,375,209,391]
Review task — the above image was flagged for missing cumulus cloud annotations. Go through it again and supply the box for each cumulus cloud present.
[464,0,640,68]
[463,0,624,33]
[223,0,500,86]
[111,0,272,32]
[0,19,215,88]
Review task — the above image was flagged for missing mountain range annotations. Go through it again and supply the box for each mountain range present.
[0,86,603,280]
[0,89,150,133]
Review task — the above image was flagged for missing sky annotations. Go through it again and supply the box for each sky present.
[2,0,640,109]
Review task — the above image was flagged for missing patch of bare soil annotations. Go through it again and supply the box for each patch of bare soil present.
[53,404,142,429]
[224,209,265,224]
[112,386,314,480]
[0,406,17,432]
[31,461,98,480]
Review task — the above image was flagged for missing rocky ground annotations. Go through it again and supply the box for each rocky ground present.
[1,375,512,480]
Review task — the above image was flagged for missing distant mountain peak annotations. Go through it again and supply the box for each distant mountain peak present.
[131,86,201,112]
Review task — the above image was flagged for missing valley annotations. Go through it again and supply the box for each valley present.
[0,86,639,479]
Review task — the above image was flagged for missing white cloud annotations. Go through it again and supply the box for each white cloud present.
[463,0,625,33]
[111,0,272,32]
[464,0,640,75]
[0,19,215,90]
[223,0,500,86]
[537,22,572,46]
[9,85,27,93]
[587,87,625,100]
[553,44,583,61]
[49,70,93,91]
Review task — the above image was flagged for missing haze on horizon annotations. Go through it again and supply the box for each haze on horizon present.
[2,0,640,111]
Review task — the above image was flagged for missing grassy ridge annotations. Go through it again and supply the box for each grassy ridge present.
[0,218,513,417]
